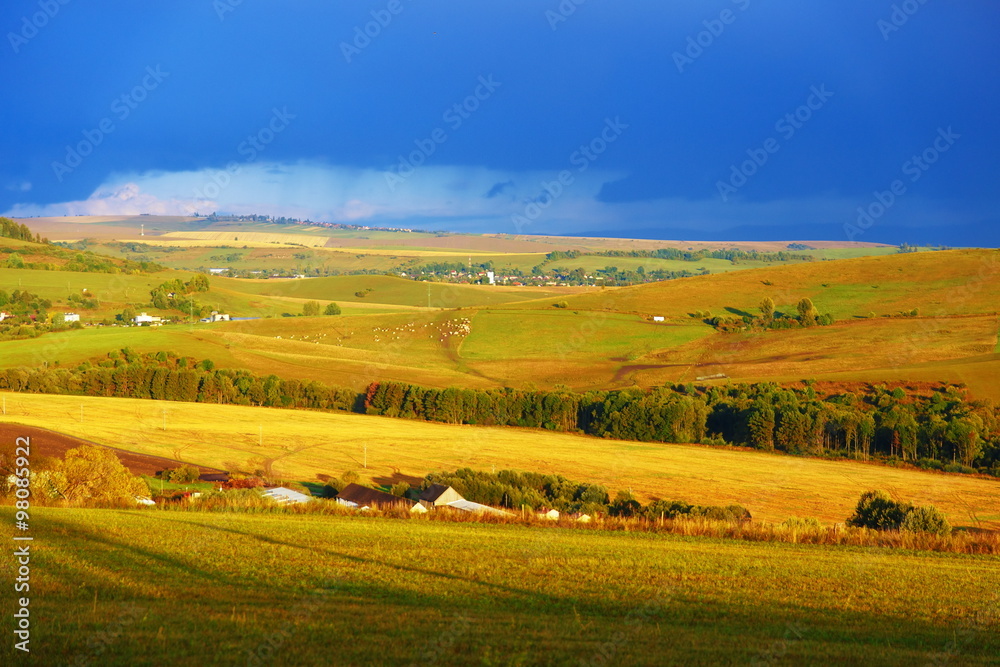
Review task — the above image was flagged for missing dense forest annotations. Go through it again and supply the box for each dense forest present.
[365,380,1000,473]
[0,349,358,412]
[1,349,997,475]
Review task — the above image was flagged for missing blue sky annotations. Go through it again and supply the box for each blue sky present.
[2,1,998,245]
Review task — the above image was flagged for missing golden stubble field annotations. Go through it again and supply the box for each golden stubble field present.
[2,393,997,531]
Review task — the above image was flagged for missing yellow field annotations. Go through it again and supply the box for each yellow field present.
[158,231,333,247]
[3,393,998,530]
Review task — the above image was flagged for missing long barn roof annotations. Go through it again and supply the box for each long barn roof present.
[337,483,414,508]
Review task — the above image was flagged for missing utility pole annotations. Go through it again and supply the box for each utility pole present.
[1,395,5,415]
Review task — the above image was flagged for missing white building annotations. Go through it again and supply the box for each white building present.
[652,316,665,322]
[133,312,162,326]
[445,499,512,516]
[63,313,80,323]
[261,487,313,505]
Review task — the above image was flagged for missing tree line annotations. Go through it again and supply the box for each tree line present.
[0,348,358,411]
[364,380,999,472]
[0,217,44,243]
[545,246,813,264]
[1,348,996,474]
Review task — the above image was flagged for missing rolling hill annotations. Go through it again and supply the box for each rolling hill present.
[1,393,997,530]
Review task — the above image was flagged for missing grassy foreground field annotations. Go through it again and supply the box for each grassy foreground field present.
[1,508,997,665]
[2,394,998,530]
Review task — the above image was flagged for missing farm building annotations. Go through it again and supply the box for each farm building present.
[62,313,80,323]
[261,487,313,505]
[652,316,664,322]
[418,484,464,509]
[0,312,9,322]
[337,483,425,512]
[443,499,513,516]
[133,313,162,326]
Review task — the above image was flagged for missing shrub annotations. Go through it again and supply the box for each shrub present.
[780,517,822,530]
[943,463,976,475]
[222,476,265,490]
[916,458,944,471]
[900,506,951,535]
[324,302,341,316]
[166,465,202,484]
[847,490,911,530]
[390,482,410,497]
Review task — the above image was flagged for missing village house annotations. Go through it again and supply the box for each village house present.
[62,313,80,323]
[336,483,426,512]
[417,484,513,515]
[417,484,464,509]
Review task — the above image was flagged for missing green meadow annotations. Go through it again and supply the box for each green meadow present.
[1,508,997,666]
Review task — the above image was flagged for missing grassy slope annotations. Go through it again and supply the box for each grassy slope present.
[2,249,997,397]
[538,249,1000,320]
[214,274,584,307]
[2,394,998,530]
[1,508,996,665]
